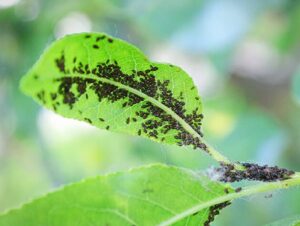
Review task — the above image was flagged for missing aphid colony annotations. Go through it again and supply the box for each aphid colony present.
[216,162,295,182]
[37,34,206,150]
[204,201,231,226]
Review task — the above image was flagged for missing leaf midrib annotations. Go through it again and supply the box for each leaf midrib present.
[68,74,202,140]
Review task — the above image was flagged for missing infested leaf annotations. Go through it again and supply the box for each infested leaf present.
[20,33,206,150]
[0,164,232,226]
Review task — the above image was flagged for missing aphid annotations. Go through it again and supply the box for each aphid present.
[55,54,66,73]
[85,35,91,38]
[96,36,105,41]
[108,38,113,43]
[126,118,130,124]
[204,201,231,226]
[93,45,99,49]
[106,125,110,130]
[264,194,273,199]
[50,93,57,100]
[99,118,105,122]
[192,211,199,216]
[84,118,92,124]
[235,187,242,193]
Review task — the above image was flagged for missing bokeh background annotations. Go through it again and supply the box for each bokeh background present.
[1,0,300,225]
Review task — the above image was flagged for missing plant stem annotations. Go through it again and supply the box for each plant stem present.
[202,139,245,170]
[158,172,300,226]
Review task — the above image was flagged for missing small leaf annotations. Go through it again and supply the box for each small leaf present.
[265,215,300,226]
[20,33,206,150]
[0,164,232,226]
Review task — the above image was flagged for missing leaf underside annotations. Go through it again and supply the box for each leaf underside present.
[0,164,232,226]
[20,33,207,150]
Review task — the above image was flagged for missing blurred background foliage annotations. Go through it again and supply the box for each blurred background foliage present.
[0,0,300,225]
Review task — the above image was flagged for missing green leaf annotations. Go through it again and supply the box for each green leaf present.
[265,215,300,226]
[20,32,206,150]
[0,164,232,226]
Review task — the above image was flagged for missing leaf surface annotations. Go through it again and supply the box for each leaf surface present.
[20,33,206,150]
[0,164,232,226]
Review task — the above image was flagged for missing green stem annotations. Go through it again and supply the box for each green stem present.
[202,139,244,170]
[158,172,300,226]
